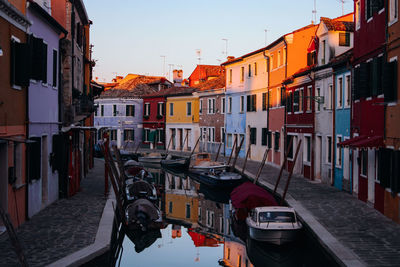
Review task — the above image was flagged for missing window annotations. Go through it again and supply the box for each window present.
[383,59,397,102]
[186,204,191,219]
[327,85,333,110]
[339,32,350,46]
[246,94,256,112]
[267,131,272,149]
[113,105,117,116]
[389,0,398,25]
[169,103,174,116]
[227,134,233,148]
[207,127,215,142]
[101,105,104,116]
[322,40,326,65]
[283,49,286,65]
[250,128,257,145]
[316,88,321,112]
[278,50,281,66]
[299,88,304,112]
[270,55,274,70]
[221,97,226,114]
[254,62,257,76]
[356,0,361,30]
[110,130,117,141]
[337,77,343,108]
[262,128,268,146]
[199,99,203,114]
[169,202,173,213]
[240,95,245,112]
[28,137,41,181]
[241,67,244,82]
[327,136,332,163]
[52,50,57,87]
[268,90,272,108]
[228,97,232,113]
[293,90,299,112]
[157,102,164,116]
[124,129,134,141]
[208,98,215,114]
[366,0,384,20]
[360,149,368,176]
[274,132,280,151]
[126,105,135,116]
[248,64,252,77]
[144,103,150,116]
[306,86,312,111]
[156,129,164,143]
[144,129,150,142]
[229,69,232,83]
[262,92,267,110]
[287,91,293,113]
[10,36,29,88]
[345,75,351,107]
[336,136,342,167]
[221,127,225,143]
[303,136,311,163]
[206,210,214,227]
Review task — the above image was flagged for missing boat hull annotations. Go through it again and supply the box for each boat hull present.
[188,170,244,188]
[160,157,190,171]
[138,157,164,164]
[248,226,301,246]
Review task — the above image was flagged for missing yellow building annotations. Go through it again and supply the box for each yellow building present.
[165,87,200,151]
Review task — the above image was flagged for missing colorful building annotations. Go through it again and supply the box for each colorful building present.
[195,73,226,154]
[0,0,30,228]
[26,0,67,218]
[142,91,167,149]
[188,65,223,87]
[165,87,200,152]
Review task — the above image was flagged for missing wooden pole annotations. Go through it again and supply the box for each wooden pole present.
[182,130,188,152]
[241,145,251,175]
[165,134,173,155]
[0,208,29,266]
[254,147,270,184]
[227,137,237,166]
[103,132,110,196]
[112,145,126,186]
[189,135,201,159]
[281,139,302,205]
[215,142,222,162]
[274,136,294,194]
[134,141,141,154]
[231,136,244,171]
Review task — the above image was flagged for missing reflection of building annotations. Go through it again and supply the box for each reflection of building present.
[198,195,224,235]
[165,172,198,226]
[222,238,253,267]
[171,224,182,239]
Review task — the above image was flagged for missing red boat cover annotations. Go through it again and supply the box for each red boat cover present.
[231,182,278,220]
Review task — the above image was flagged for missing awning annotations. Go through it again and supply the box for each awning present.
[337,135,384,149]
[337,135,367,147]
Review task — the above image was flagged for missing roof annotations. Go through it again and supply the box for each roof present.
[193,72,225,91]
[103,74,170,91]
[189,65,223,79]
[99,85,158,99]
[320,17,354,32]
[143,86,195,98]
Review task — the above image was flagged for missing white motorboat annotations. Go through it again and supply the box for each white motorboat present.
[138,152,165,164]
[190,153,228,172]
[246,206,302,246]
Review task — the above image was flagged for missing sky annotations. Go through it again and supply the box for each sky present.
[84,0,354,83]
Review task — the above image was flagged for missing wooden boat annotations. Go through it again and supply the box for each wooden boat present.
[125,228,162,253]
[125,179,157,203]
[188,169,243,188]
[138,152,165,164]
[125,198,163,231]
[190,153,228,172]
[246,206,302,246]
[160,155,190,171]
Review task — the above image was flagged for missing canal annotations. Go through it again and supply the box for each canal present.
[86,164,339,267]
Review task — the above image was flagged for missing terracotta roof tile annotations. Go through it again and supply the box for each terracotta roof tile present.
[193,73,225,91]
[321,17,354,32]
[143,86,195,98]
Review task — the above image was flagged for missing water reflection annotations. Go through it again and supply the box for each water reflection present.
[105,166,337,267]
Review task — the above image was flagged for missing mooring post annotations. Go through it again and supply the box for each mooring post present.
[227,137,237,166]
[189,136,201,159]
[103,132,110,196]
[215,142,222,162]
[274,136,294,194]
[241,145,251,175]
[281,139,302,205]
[166,135,173,155]
[254,147,269,184]
[231,136,244,171]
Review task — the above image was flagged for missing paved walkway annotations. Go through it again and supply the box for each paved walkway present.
[0,158,107,267]
[232,157,400,267]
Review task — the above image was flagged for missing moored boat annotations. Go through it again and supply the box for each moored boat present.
[160,155,190,171]
[125,179,157,203]
[188,169,243,188]
[125,198,163,231]
[138,152,165,164]
[190,153,228,172]
[246,206,302,246]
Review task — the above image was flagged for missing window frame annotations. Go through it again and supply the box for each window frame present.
[221,97,226,114]
[186,102,192,116]
[336,135,342,168]
[337,76,343,108]
[169,102,174,116]
[303,135,311,164]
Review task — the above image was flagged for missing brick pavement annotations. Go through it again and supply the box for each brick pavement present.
[233,158,400,267]
[0,158,107,267]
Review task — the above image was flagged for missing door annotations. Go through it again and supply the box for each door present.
[0,142,7,228]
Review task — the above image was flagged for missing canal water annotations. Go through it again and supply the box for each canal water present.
[86,165,339,267]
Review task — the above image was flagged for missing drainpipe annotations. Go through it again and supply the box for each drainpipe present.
[283,38,288,167]
[332,70,336,186]
[59,32,67,129]
[71,0,75,123]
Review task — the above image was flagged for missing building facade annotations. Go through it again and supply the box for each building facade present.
[188,65,223,87]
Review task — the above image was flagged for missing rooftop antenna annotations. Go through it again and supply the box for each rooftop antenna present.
[160,55,166,77]
[222,38,228,58]
[312,0,317,24]
[168,64,174,81]
[336,0,346,16]
[196,49,202,65]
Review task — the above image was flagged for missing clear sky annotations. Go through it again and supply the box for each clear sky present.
[85,0,354,83]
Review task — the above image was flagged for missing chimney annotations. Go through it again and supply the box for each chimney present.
[227,56,235,61]
[173,69,183,86]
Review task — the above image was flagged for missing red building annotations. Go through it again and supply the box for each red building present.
[188,65,223,87]
[284,68,315,180]
[342,0,386,212]
[142,92,168,149]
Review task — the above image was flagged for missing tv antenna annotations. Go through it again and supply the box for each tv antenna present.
[336,0,348,16]
[222,38,228,58]
[312,0,317,24]
[160,55,166,77]
[196,49,202,65]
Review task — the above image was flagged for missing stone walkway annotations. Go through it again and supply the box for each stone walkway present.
[0,158,107,267]
[232,158,400,267]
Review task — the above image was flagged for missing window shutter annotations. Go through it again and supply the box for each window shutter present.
[261,128,267,146]
[29,137,41,181]
[359,63,369,98]
[157,103,160,116]
[267,131,272,149]
[42,42,47,83]
[392,151,400,194]
[383,61,397,102]
[53,50,57,87]
[247,95,251,112]
[262,93,266,110]
[252,94,257,111]
[372,58,379,96]
[14,42,31,86]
